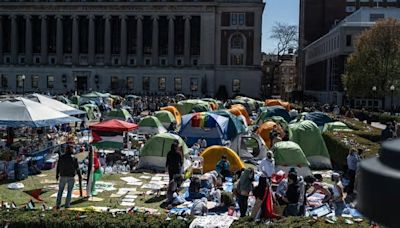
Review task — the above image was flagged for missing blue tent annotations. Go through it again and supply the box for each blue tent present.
[179,112,229,147]
[304,112,333,127]
[212,110,247,140]
[257,106,291,123]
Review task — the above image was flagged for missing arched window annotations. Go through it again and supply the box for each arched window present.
[231,34,244,49]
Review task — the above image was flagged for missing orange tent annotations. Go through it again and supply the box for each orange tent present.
[160,106,181,126]
[230,104,251,125]
[256,121,285,148]
[208,102,218,110]
[265,99,291,111]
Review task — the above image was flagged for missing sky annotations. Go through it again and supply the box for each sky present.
[262,0,300,53]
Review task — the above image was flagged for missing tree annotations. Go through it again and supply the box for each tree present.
[261,22,297,99]
[344,18,400,100]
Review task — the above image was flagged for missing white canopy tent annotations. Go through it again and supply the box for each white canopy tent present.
[0,97,80,128]
[26,93,85,116]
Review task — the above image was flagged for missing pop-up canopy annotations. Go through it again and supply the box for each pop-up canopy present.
[90,119,138,132]
[0,97,80,128]
[27,93,85,116]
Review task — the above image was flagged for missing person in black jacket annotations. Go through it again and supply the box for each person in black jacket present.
[166,140,183,181]
[56,146,81,209]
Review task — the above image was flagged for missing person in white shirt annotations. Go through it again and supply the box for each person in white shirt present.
[258,151,275,184]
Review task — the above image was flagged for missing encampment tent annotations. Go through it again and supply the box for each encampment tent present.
[176,100,211,115]
[322,121,352,133]
[27,93,86,116]
[0,97,80,128]
[229,104,251,125]
[289,120,332,169]
[80,104,101,121]
[160,106,181,126]
[304,112,333,127]
[257,106,291,124]
[179,112,229,146]
[256,121,285,148]
[201,146,245,173]
[202,98,224,110]
[138,133,190,171]
[154,110,176,129]
[90,119,138,132]
[138,116,167,134]
[265,99,291,111]
[230,132,268,160]
[212,110,247,140]
[107,109,133,122]
[273,141,311,177]
[90,119,138,149]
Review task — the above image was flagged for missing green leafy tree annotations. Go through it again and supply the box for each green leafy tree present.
[344,18,400,98]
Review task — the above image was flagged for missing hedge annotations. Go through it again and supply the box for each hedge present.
[0,210,371,228]
[352,109,400,124]
[338,117,381,143]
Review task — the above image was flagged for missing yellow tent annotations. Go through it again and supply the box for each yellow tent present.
[160,106,181,126]
[200,146,245,173]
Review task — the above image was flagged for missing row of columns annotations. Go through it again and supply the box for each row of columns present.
[2,14,193,66]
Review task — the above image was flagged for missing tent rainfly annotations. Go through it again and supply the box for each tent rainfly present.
[90,119,138,132]
[27,93,86,116]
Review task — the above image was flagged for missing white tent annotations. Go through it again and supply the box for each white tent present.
[27,93,85,116]
[0,97,80,128]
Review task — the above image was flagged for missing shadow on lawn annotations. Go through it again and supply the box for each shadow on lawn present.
[144,195,166,204]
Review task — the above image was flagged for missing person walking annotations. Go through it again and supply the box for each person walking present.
[56,146,81,209]
[166,140,183,181]
[236,168,254,217]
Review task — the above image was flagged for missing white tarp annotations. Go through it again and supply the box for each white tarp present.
[27,93,85,116]
[0,97,80,128]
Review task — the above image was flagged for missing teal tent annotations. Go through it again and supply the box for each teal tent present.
[289,120,332,170]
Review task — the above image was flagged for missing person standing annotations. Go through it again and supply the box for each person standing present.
[332,173,345,217]
[346,149,360,195]
[236,168,254,217]
[166,140,183,181]
[258,151,275,184]
[56,146,81,209]
[282,171,300,216]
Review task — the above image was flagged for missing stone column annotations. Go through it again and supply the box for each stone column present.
[40,15,48,64]
[10,15,18,64]
[253,9,262,65]
[184,15,191,66]
[56,15,63,65]
[24,15,32,65]
[136,15,143,66]
[120,15,127,66]
[0,16,3,64]
[151,15,159,66]
[88,14,95,65]
[71,15,79,65]
[167,15,175,66]
[104,15,111,66]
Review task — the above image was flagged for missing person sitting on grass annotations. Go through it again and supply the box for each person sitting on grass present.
[307,182,332,204]
[216,155,231,180]
[186,176,206,201]
[166,174,185,208]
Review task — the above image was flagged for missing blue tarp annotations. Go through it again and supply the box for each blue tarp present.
[304,112,333,127]
[258,106,292,123]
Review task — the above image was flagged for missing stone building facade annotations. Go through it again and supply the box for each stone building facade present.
[0,0,264,98]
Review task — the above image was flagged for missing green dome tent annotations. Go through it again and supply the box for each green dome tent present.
[322,121,352,133]
[176,99,211,115]
[154,110,176,128]
[138,133,190,171]
[80,104,100,121]
[289,120,332,170]
[138,116,167,134]
[70,95,80,106]
[273,141,311,177]
[107,108,133,122]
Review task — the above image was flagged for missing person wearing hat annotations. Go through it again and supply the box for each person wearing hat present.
[331,172,345,216]
[216,155,231,180]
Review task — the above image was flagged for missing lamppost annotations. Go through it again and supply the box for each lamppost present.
[74,76,78,96]
[390,85,395,114]
[372,86,377,111]
[21,74,26,95]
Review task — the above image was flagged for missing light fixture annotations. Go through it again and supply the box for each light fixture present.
[390,85,395,91]
[372,86,377,91]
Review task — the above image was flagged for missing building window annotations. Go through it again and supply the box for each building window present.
[160,59,166,66]
[193,59,198,66]
[174,77,182,91]
[16,75,26,88]
[35,57,40,64]
[47,75,54,88]
[346,35,352,47]
[177,59,182,66]
[370,14,385,22]
[231,34,244,49]
[111,76,118,90]
[129,58,135,65]
[1,75,8,88]
[230,54,244,65]
[145,59,151,66]
[190,78,198,92]
[158,77,166,91]
[142,77,150,91]
[232,79,240,93]
[32,75,39,89]
[231,13,245,26]
[127,76,134,90]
